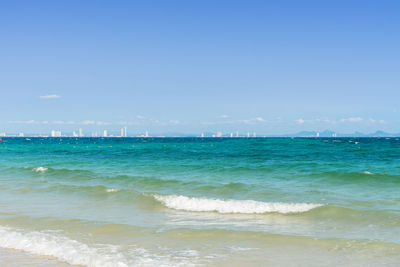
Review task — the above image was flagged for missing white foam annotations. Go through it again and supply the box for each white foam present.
[363,171,373,175]
[106,188,120,193]
[227,246,256,252]
[33,167,48,172]
[0,226,127,267]
[0,226,198,267]
[154,195,323,214]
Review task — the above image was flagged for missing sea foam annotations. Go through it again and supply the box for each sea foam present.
[0,226,127,267]
[154,195,323,214]
[33,167,48,172]
[106,188,120,193]
[0,226,198,267]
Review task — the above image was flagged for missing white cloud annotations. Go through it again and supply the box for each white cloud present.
[96,121,110,125]
[49,120,74,125]
[219,114,229,119]
[9,120,41,124]
[295,117,371,124]
[315,118,331,123]
[80,120,95,125]
[369,118,386,124]
[169,120,180,125]
[238,117,266,124]
[201,117,267,125]
[340,117,363,123]
[254,117,265,122]
[40,94,61,99]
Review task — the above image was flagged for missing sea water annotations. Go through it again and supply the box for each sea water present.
[0,137,399,266]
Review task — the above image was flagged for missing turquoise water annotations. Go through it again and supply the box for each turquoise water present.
[0,137,400,266]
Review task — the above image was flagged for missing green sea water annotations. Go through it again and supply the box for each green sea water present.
[0,137,399,266]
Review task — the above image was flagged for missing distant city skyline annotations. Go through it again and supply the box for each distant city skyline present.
[2,115,398,136]
[1,1,399,133]
[1,127,400,138]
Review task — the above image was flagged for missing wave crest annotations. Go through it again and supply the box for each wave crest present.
[0,226,128,267]
[154,195,323,214]
[33,167,48,172]
[106,188,120,193]
[0,225,198,267]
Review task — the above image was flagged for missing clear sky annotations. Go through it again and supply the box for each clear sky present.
[1,0,399,135]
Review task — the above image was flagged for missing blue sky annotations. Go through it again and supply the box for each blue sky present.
[1,0,399,135]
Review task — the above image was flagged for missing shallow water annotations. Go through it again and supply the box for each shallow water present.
[0,137,399,266]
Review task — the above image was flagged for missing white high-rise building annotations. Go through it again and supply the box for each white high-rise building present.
[230,132,233,138]
[253,132,256,137]
[51,130,62,137]
[19,132,24,137]
[201,133,204,138]
[124,127,127,137]
[79,128,83,137]
[0,133,6,137]
[216,132,222,137]
[103,130,108,137]
[316,132,320,137]
[247,132,250,138]
[145,131,149,137]
[72,131,78,137]
[236,131,239,137]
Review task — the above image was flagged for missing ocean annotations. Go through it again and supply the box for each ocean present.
[0,137,399,266]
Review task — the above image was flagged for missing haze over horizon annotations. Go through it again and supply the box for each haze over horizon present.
[1,0,399,134]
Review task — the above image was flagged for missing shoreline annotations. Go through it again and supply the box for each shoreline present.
[0,247,72,267]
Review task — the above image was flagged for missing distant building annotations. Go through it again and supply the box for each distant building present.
[253,132,256,137]
[51,130,62,137]
[216,132,222,137]
[145,131,149,137]
[0,133,6,137]
[124,126,127,137]
[316,132,320,137]
[230,132,233,138]
[79,128,83,137]
[103,130,108,137]
[247,132,250,138]
[236,131,239,137]
[72,131,78,137]
[18,132,24,137]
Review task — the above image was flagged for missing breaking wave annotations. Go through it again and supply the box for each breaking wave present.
[32,167,48,172]
[154,195,323,214]
[0,226,128,267]
[0,226,198,267]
